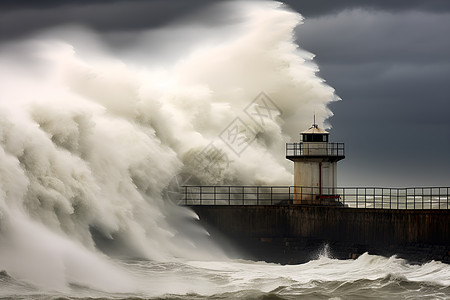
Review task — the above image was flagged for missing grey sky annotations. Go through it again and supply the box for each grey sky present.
[1,0,449,186]
[293,5,450,186]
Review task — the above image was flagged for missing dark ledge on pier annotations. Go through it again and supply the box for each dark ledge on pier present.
[189,205,450,264]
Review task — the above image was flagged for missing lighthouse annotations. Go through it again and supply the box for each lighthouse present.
[286,121,345,204]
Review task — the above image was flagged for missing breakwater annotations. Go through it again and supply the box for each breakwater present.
[184,186,450,264]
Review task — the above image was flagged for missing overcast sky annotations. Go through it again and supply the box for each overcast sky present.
[1,0,449,186]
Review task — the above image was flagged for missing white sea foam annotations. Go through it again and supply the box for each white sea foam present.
[0,0,338,293]
[182,253,450,295]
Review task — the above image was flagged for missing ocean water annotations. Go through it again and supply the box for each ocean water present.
[1,252,449,299]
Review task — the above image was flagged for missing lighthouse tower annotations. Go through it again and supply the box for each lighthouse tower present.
[286,121,345,204]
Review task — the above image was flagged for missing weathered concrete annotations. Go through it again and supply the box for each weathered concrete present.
[190,205,450,264]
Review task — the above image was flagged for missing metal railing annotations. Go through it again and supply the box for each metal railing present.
[178,186,450,209]
[286,142,345,157]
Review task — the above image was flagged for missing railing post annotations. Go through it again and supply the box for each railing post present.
[405,188,408,209]
[394,188,396,209]
[389,188,392,209]
[421,187,423,209]
[257,186,259,205]
[356,188,358,208]
[342,187,345,206]
[431,188,433,209]
[364,188,367,209]
[405,188,407,209]
[428,187,431,209]
[270,186,273,205]
[396,189,399,209]
[300,186,302,203]
[430,187,432,209]
[228,186,230,205]
[363,188,365,208]
[289,186,291,204]
[372,188,375,208]
[406,188,409,209]
[438,188,440,209]
[392,188,394,209]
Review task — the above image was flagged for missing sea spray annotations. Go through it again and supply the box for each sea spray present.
[0,0,338,293]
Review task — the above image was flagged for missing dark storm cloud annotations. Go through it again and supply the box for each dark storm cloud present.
[296,10,450,64]
[0,0,224,42]
[2,0,450,43]
[283,0,450,17]
[4,0,450,15]
[294,8,450,185]
[295,10,450,123]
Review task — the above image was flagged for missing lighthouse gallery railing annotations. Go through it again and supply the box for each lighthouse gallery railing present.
[178,186,450,209]
[286,142,345,157]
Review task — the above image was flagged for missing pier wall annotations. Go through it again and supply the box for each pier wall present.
[190,205,450,264]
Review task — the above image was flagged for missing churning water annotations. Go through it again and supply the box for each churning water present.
[0,1,448,299]
[1,252,450,299]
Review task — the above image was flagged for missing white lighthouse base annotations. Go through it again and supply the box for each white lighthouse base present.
[293,159,338,204]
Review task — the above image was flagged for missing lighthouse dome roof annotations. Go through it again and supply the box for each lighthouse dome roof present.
[301,124,329,134]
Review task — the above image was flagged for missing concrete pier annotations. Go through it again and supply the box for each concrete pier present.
[190,205,450,264]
